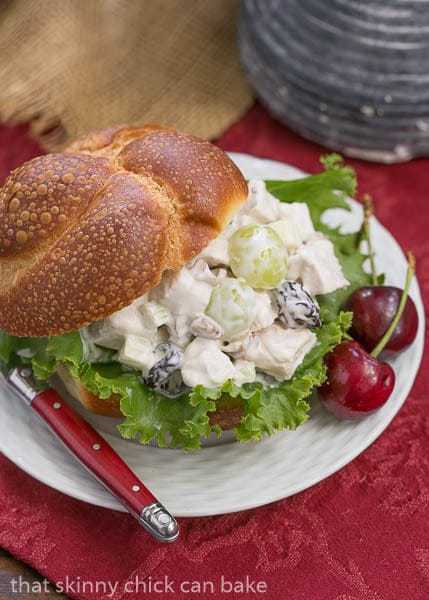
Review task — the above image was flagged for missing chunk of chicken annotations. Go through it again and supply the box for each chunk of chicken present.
[181,338,235,388]
[190,313,224,339]
[89,298,162,350]
[152,267,213,315]
[109,300,153,337]
[245,179,281,223]
[287,237,349,295]
[188,258,220,284]
[251,291,278,332]
[151,267,214,347]
[167,315,193,348]
[269,220,300,252]
[278,202,315,246]
[235,325,317,381]
[269,207,315,254]
[198,236,230,267]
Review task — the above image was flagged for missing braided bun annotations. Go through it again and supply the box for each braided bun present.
[0,125,247,336]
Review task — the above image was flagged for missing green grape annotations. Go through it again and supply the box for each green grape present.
[228,224,288,289]
[206,278,257,338]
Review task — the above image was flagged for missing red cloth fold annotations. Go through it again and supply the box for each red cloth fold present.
[0,108,428,600]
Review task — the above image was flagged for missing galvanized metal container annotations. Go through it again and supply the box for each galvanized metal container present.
[239,0,429,162]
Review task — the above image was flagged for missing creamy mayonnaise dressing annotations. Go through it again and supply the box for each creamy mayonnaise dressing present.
[83,181,349,393]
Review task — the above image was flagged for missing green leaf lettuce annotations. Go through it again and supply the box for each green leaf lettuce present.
[0,312,351,450]
[0,154,363,449]
[266,154,373,322]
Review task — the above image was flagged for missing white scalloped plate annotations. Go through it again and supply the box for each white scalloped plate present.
[0,154,424,517]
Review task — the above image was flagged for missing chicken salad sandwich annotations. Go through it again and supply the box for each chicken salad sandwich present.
[0,126,370,449]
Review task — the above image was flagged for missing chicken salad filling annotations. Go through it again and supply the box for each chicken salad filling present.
[82,180,349,395]
[1,154,370,449]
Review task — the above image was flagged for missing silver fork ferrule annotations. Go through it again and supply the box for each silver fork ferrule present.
[139,502,179,543]
[7,367,38,405]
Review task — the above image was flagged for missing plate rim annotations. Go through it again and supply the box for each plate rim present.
[0,152,425,516]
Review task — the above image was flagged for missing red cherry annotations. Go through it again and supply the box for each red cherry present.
[319,341,395,419]
[345,286,418,355]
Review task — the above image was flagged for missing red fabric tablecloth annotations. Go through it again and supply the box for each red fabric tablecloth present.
[0,107,428,600]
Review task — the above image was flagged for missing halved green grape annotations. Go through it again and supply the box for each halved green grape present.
[228,224,288,289]
[205,278,257,338]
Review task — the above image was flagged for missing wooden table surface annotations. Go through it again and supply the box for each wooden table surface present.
[0,549,67,599]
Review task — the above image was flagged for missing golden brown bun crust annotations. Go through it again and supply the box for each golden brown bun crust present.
[56,364,123,418]
[0,125,247,336]
[208,405,244,431]
[56,366,243,430]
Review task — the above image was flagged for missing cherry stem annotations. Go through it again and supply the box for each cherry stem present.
[363,194,377,285]
[371,251,416,358]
